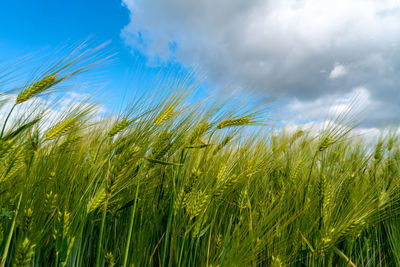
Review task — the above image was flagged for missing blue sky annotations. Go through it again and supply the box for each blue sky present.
[0,0,127,48]
[1,0,400,135]
[0,0,191,112]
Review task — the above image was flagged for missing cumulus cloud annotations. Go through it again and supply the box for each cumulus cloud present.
[329,64,347,79]
[283,87,370,123]
[121,0,400,127]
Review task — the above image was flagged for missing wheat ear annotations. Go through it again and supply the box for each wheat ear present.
[154,105,175,126]
[16,75,59,104]
[217,117,253,129]
[107,119,131,137]
[44,117,76,141]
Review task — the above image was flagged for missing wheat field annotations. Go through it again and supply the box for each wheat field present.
[1,45,400,267]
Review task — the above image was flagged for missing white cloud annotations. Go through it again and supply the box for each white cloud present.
[121,0,400,127]
[283,86,371,123]
[59,92,108,115]
[329,64,347,79]
[281,85,400,143]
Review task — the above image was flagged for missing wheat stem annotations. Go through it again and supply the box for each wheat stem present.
[123,163,143,267]
[0,104,16,138]
[1,193,22,267]
[95,197,109,267]
[95,164,110,267]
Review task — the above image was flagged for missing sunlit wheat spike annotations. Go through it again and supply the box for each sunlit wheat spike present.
[62,210,72,238]
[22,208,33,233]
[87,188,107,213]
[318,174,328,227]
[322,182,332,225]
[340,218,366,238]
[13,237,35,267]
[318,135,333,152]
[108,173,122,194]
[185,191,210,219]
[107,119,131,137]
[245,160,255,178]
[374,141,384,161]
[105,252,115,267]
[0,140,14,159]
[215,233,223,250]
[214,174,238,197]
[16,75,58,104]
[151,130,172,159]
[109,145,140,193]
[321,218,366,253]
[291,160,304,180]
[44,117,76,141]
[271,256,283,267]
[318,174,326,202]
[216,164,227,182]
[53,229,58,241]
[379,190,390,208]
[174,188,186,215]
[238,189,248,210]
[213,136,233,155]
[387,138,395,151]
[111,145,140,175]
[53,210,63,240]
[184,168,201,193]
[288,130,304,144]
[192,215,205,237]
[191,168,202,178]
[1,147,24,183]
[59,134,83,148]
[113,139,130,155]
[44,191,57,214]
[1,161,22,183]
[217,117,253,129]
[154,105,175,126]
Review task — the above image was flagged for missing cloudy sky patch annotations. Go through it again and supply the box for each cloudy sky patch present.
[121,0,400,131]
[329,64,347,79]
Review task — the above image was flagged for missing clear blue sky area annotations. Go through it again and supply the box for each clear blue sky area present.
[0,0,128,49]
[0,0,196,112]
